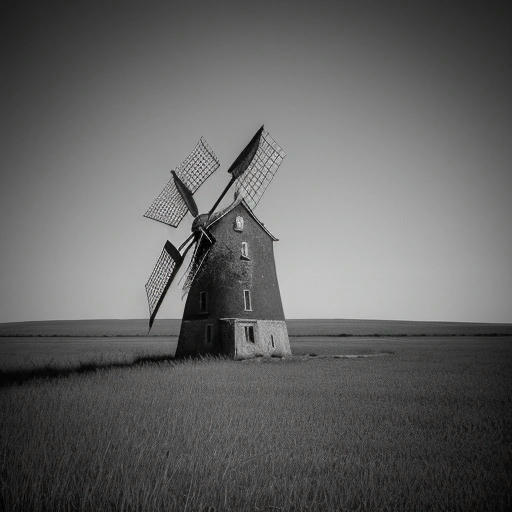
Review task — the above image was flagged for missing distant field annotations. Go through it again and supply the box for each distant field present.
[0,336,398,372]
[1,318,512,337]
[1,336,511,511]
[1,316,511,377]
[0,319,182,337]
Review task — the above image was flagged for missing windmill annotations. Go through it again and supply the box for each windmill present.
[144,125,291,358]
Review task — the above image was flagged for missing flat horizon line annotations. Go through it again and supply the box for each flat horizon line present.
[1,318,511,326]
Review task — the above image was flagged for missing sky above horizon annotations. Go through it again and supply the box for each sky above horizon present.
[1,0,511,324]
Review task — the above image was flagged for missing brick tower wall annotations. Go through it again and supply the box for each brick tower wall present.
[176,202,290,358]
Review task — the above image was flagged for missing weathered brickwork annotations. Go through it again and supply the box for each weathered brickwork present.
[175,200,291,359]
[227,319,290,359]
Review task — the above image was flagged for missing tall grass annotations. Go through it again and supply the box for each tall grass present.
[1,338,511,511]
[0,337,177,372]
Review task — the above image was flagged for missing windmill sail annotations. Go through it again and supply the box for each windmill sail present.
[144,137,220,227]
[234,129,285,211]
[145,241,183,329]
[227,125,264,178]
[181,232,215,297]
[172,171,198,218]
[143,126,285,331]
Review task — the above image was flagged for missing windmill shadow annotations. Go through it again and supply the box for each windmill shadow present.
[0,353,176,388]
[0,352,242,388]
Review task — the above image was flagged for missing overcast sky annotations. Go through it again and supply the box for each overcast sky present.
[1,0,511,323]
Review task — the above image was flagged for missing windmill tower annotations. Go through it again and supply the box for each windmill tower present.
[143,126,291,359]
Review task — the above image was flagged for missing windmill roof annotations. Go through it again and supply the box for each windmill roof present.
[206,198,279,241]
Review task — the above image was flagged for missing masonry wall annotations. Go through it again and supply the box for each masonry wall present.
[175,319,222,357]
[176,202,290,358]
[230,319,290,359]
[182,202,285,321]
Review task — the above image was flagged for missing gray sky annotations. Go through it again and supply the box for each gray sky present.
[1,0,511,323]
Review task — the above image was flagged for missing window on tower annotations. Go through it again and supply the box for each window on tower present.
[199,291,208,313]
[241,242,249,259]
[243,289,252,311]
[205,324,213,344]
[234,216,244,232]
[244,325,255,343]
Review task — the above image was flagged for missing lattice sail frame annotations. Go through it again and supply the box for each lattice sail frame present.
[145,241,182,326]
[181,234,213,297]
[234,130,286,211]
[144,137,220,227]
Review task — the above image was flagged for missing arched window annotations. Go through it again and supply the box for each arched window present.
[243,289,252,311]
[234,216,244,232]
[205,324,213,344]
[241,242,249,259]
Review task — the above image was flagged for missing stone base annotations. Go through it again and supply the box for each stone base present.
[175,318,291,359]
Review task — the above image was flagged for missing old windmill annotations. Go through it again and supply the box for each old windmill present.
[144,126,291,359]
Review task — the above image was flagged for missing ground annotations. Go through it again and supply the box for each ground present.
[1,335,511,511]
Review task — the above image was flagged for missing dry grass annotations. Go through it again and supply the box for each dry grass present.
[0,337,177,372]
[1,337,511,511]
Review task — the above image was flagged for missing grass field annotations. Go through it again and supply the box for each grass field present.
[2,318,512,337]
[0,337,178,372]
[1,334,511,511]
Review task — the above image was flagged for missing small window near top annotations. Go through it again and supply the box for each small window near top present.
[243,289,252,311]
[205,324,213,344]
[244,325,255,343]
[234,216,244,232]
[241,242,249,259]
[199,291,208,313]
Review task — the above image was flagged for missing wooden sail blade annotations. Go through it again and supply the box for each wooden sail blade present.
[227,125,264,179]
[175,137,220,194]
[205,126,264,217]
[144,137,220,227]
[144,178,188,227]
[172,171,199,218]
[181,232,215,298]
[234,129,286,211]
[145,241,183,330]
